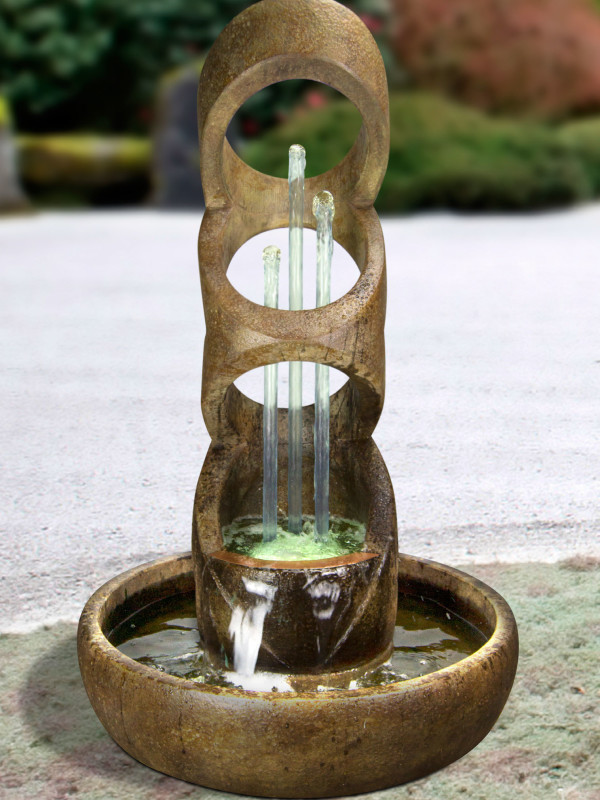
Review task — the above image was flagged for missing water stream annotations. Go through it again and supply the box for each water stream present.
[262,245,281,542]
[228,577,277,676]
[313,190,335,541]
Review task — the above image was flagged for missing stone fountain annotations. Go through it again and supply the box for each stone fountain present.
[78,1,518,795]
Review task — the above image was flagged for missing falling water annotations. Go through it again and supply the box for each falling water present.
[228,577,277,676]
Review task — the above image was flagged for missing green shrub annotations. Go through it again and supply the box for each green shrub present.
[243,92,592,212]
[243,100,364,180]
[0,1,389,135]
[0,0,255,133]
[382,94,591,211]
[0,95,12,127]
[558,118,600,195]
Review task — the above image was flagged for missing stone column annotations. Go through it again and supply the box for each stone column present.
[0,97,28,213]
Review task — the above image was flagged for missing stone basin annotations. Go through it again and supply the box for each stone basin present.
[78,551,518,797]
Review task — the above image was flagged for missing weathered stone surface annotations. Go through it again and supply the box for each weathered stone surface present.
[78,552,518,797]
[195,439,397,680]
[3,561,594,799]
[75,1,518,795]
[392,0,600,119]
[192,0,397,678]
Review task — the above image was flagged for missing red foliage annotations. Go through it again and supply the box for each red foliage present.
[305,90,329,109]
[242,117,261,137]
[359,13,384,34]
[391,0,600,118]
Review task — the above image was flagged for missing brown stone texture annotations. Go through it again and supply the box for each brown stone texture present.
[192,0,398,674]
[392,0,600,119]
[75,1,520,794]
[77,552,519,797]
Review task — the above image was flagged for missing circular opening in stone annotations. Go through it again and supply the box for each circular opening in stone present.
[234,362,348,407]
[227,227,359,309]
[228,80,363,179]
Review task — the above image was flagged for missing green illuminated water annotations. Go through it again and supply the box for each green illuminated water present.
[222,515,366,561]
[110,590,486,691]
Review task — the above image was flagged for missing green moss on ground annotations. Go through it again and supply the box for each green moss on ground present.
[0,559,598,799]
[0,95,11,127]
[243,93,596,213]
[17,135,151,186]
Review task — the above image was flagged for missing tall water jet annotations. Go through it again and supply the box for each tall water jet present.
[262,245,281,542]
[287,143,305,534]
[313,190,334,542]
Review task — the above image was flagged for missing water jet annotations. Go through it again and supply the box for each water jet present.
[78,1,518,795]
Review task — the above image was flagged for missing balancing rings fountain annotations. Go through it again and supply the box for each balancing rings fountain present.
[78,2,518,795]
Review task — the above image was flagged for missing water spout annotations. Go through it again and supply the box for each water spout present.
[288,143,305,534]
[313,190,334,541]
[262,245,281,542]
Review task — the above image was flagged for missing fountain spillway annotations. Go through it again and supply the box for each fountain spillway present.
[78,1,518,795]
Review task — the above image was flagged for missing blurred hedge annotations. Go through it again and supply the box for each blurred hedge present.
[0,0,387,136]
[243,92,594,212]
[391,0,600,121]
[558,119,600,195]
[14,93,600,212]
[0,0,254,133]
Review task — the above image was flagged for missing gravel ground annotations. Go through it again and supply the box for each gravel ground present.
[2,208,600,632]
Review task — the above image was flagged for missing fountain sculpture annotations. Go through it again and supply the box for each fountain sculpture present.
[78,0,519,795]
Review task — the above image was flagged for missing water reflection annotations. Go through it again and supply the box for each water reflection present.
[110,590,486,691]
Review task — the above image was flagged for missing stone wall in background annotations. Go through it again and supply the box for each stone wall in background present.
[152,61,240,209]
[0,97,28,213]
[152,62,205,209]
[392,0,600,119]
